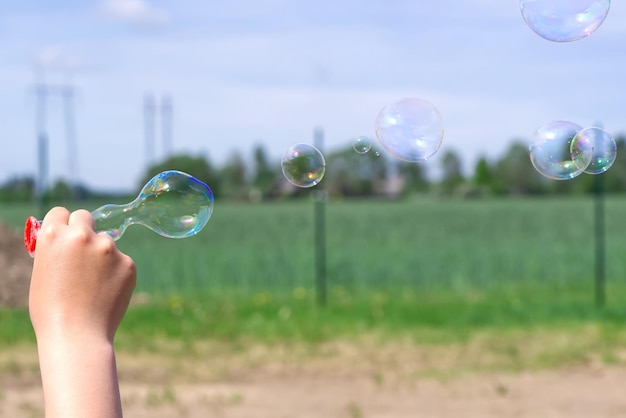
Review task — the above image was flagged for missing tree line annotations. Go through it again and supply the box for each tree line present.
[2,135,626,203]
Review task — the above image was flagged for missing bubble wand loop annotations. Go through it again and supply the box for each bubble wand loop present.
[24,170,214,257]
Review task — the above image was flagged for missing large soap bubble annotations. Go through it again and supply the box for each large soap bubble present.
[375,98,444,162]
[576,127,617,174]
[353,136,372,154]
[529,120,594,180]
[520,0,611,42]
[281,143,326,188]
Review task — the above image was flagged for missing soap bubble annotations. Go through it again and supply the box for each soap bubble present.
[529,120,594,180]
[576,127,617,174]
[281,143,326,188]
[353,136,372,154]
[375,97,444,162]
[520,0,611,42]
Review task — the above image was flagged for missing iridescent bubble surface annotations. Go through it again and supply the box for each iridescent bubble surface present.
[91,170,214,240]
[520,0,610,42]
[529,120,593,180]
[24,170,214,256]
[375,97,444,162]
[281,143,326,188]
[353,136,372,154]
[576,127,617,174]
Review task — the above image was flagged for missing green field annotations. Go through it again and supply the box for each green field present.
[2,195,626,367]
[3,195,626,294]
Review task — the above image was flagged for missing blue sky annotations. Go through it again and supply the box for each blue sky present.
[1,0,625,191]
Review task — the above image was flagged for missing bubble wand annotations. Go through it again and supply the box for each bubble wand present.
[24,170,214,256]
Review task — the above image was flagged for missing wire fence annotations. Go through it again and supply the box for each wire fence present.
[2,194,625,306]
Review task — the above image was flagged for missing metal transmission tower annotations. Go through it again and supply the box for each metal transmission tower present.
[143,93,157,167]
[32,69,79,216]
[144,92,174,170]
[61,85,78,198]
[160,93,173,158]
[33,80,49,218]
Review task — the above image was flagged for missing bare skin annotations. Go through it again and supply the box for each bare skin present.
[29,207,137,418]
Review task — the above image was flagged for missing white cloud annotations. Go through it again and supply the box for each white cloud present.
[100,0,169,27]
[35,46,83,75]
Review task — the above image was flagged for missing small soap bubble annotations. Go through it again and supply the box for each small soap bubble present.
[353,136,372,154]
[529,120,594,180]
[520,0,610,42]
[576,127,617,174]
[281,143,326,188]
[375,97,443,162]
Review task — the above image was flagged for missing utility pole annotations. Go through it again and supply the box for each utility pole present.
[314,126,327,307]
[594,171,606,307]
[593,123,607,308]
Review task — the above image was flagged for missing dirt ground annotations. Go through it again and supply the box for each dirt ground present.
[2,222,626,417]
[120,366,626,418]
[2,342,626,418]
[0,222,33,308]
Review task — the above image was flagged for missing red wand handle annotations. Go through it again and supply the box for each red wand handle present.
[24,216,41,257]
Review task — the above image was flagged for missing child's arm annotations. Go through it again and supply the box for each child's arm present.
[29,207,137,418]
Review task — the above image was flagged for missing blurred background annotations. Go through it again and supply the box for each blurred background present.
[0,0,625,194]
[2,1,626,417]
[1,0,626,295]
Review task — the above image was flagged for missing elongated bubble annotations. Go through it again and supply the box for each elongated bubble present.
[92,170,214,240]
[24,170,214,256]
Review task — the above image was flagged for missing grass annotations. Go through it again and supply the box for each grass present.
[3,196,626,373]
[3,281,626,343]
[123,281,626,342]
[2,283,626,375]
[5,194,626,293]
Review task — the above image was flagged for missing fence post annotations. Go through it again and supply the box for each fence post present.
[314,126,327,307]
[594,173,606,307]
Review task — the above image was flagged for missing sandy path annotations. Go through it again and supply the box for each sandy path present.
[3,365,626,418]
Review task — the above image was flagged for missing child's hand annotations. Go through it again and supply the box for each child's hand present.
[29,206,137,343]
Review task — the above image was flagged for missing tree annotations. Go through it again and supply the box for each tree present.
[251,144,278,198]
[220,151,248,199]
[47,180,73,202]
[473,156,492,187]
[439,149,464,195]
[600,135,626,193]
[396,160,429,194]
[0,176,34,202]
[324,145,388,197]
[492,141,546,195]
[140,154,221,198]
